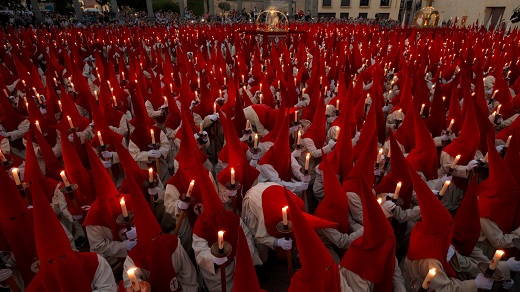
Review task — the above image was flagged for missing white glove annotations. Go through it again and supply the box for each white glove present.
[447,244,455,261]
[289,125,299,134]
[441,134,450,141]
[40,107,47,115]
[302,175,311,183]
[250,159,258,167]
[381,201,396,218]
[189,100,198,110]
[0,269,13,282]
[148,187,160,196]
[213,255,228,266]
[215,97,224,104]
[432,190,440,196]
[352,132,361,143]
[208,113,219,121]
[147,150,161,158]
[502,279,514,290]
[327,139,337,148]
[252,152,261,160]
[496,145,505,152]
[295,182,309,192]
[125,239,137,251]
[440,175,452,184]
[68,133,74,142]
[109,125,118,132]
[275,238,293,250]
[382,105,389,112]
[125,227,137,240]
[292,149,301,157]
[178,200,189,210]
[225,189,237,197]
[102,151,113,158]
[294,100,307,107]
[466,160,479,171]
[507,257,520,272]
[102,160,112,168]
[240,133,251,142]
[475,273,493,290]
[374,168,382,176]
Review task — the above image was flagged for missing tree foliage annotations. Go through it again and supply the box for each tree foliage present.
[217,2,230,12]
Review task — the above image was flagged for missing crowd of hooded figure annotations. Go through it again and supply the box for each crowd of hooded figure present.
[1,21,520,292]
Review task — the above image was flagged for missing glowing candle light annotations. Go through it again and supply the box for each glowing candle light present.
[60,171,71,187]
[0,149,6,162]
[421,268,436,289]
[439,180,451,196]
[12,168,21,185]
[450,155,461,169]
[505,135,512,148]
[148,168,154,183]
[282,206,288,225]
[447,119,454,131]
[97,131,104,146]
[35,120,42,133]
[254,133,259,149]
[120,197,128,217]
[394,182,402,199]
[420,104,425,115]
[150,129,156,144]
[218,231,224,249]
[377,148,383,163]
[489,250,505,270]
[230,168,236,185]
[187,180,195,197]
[127,268,140,291]
[67,116,74,129]
[305,153,310,171]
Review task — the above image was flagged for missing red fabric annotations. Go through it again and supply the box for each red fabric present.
[341,175,395,291]
[251,104,278,132]
[259,114,292,182]
[406,106,439,181]
[284,188,341,292]
[352,98,377,160]
[452,178,480,257]
[302,95,327,148]
[393,103,415,153]
[232,228,266,292]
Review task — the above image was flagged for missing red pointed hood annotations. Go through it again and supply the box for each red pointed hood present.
[314,150,350,233]
[352,97,377,160]
[232,228,266,292]
[452,178,480,257]
[302,94,327,148]
[284,188,341,292]
[393,102,416,153]
[406,104,438,181]
[478,136,520,234]
[259,114,292,182]
[406,162,456,277]
[341,174,395,291]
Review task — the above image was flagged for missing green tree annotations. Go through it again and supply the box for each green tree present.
[153,0,179,12]
[187,0,204,17]
[217,2,230,14]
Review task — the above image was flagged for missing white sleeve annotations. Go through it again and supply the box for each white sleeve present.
[92,254,118,292]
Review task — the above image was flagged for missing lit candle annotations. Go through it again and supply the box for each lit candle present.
[491,90,498,100]
[496,104,502,115]
[112,96,117,107]
[94,90,98,101]
[219,90,222,98]
[58,100,62,111]
[35,121,42,133]
[278,80,280,88]
[282,206,288,225]
[0,149,6,162]
[489,111,496,123]
[482,152,489,163]
[377,148,383,163]
[305,153,310,171]
[336,100,339,111]
[150,129,155,144]
[67,116,74,129]
[70,82,75,92]
[163,96,168,106]
[439,180,451,196]
[335,126,340,140]
[148,168,154,183]
[12,168,21,185]
[187,180,195,197]
[420,104,425,115]
[230,168,235,185]
[60,171,71,187]
[242,75,244,83]
[97,131,104,146]
[450,155,461,169]
[320,76,323,85]
[254,133,259,149]
[377,198,383,205]
[127,267,140,291]
[447,119,454,131]
[297,130,301,145]
[120,197,129,217]
[197,78,200,88]
[36,93,42,104]
[397,109,403,120]
[489,250,505,270]
[506,135,512,148]
[365,94,371,105]
[394,182,402,199]
[213,102,217,114]
[421,268,436,289]
[22,80,26,87]
[224,77,226,85]
[199,123,203,134]
[294,110,298,122]
[259,94,263,104]
[218,231,224,249]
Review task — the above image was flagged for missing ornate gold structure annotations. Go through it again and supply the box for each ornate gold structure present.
[255,8,289,32]
[413,0,440,28]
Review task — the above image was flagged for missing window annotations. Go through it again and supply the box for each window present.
[378,13,390,19]
[360,0,369,6]
[318,13,337,19]
[340,13,350,19]
[341,0,351,6]
[358,13,368,18]
[322,0,332,6]
[380,0,390,6]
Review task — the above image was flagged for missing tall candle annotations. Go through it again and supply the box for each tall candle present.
[127,268,140,291]
[219,90,222,98]
[164,96,168,106]
[447,119,454,131]
[294,110,298,122]
[439,180,451,196]
[242,75,244,83]
[0,149,6,162]
[489,112,496,123]
[67,116,74,129]
[224,77,226,85]
[336,100,339,111]
[148,168,153,183]
[150,129,156,144]
[335,126,340,140]
[35,121,42,133]
[397,109,403,120]
[218,231,224,249]
[496,104,502,115]
[394,182,402,199]
[36,93,42,104]
[505,135,512,148]
[491,90,498,100]
[12,168,21,185]
[320,76,323,85]
[197,78,200,88]
[450,155,461,169]
[94,90,98,101]
[97,131,104,146]
[187,180,195,197]
[282,206,288,225]
[113,96,117,107]
[199,123,203,134]
[230,168,235,185]
[120,197,129,217]
[420,104,425,115]
[376,148,383,163]
[305,153,310,171]
[58,100,63,111]
[421,268,436,289]
[60,171,70,187]
[489,250,505,270]
[482,153,489,163]
[254,133,259,149]
[213,102,217,114]
[278,80,280,89]
[297,130,301,145]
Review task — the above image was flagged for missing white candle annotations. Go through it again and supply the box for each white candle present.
[496,104,502,115]
[377,148,383,163]
[224,77,226,85]
[377,198,383,205]
[0,149,6,162]
[245,120,250,130]
[365,94,371,105]
[96,131,105,146]
[482,153,489,163]
[489,111,496,123]
[305,153,310,171]
[447,119,454,131]
[394,182,402,199]
[421,268,436,289]
[12,168,21,185]
[148,168,154,183]
[242,75,244,83]
[297,130,301,145]
[60,171,70,187]
[70,82,75,92]
[254,133,259,149]
[320,76,323,85]
[35,121,42,133]
[219,90,222,98]
[218,231,224,249]
[187,180,195,197]
[127,267,140,291]
[491,90,498,100]
[336,100,340,111]
[278,80,280,89]
[94,90,98,101]
[439,180,451,196]
[335,126,340,140]
[451,155,461,169]
[506,135,512,148]
[489,250,505,270]
[164,96,168,106]
[120,197,129,217]
[199,123,203,134]
[282,206,288,225]
[150,129,156,144]
[197,78,200,88]
[112,96,117,107]
[213,102,217,114]
[67,116,74,129]
[58,100,63,111]
[36,93,42,104]
[397,109,403,120]
[420,104,425,115]
[230,168,236,185]
[294,110,298,122]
